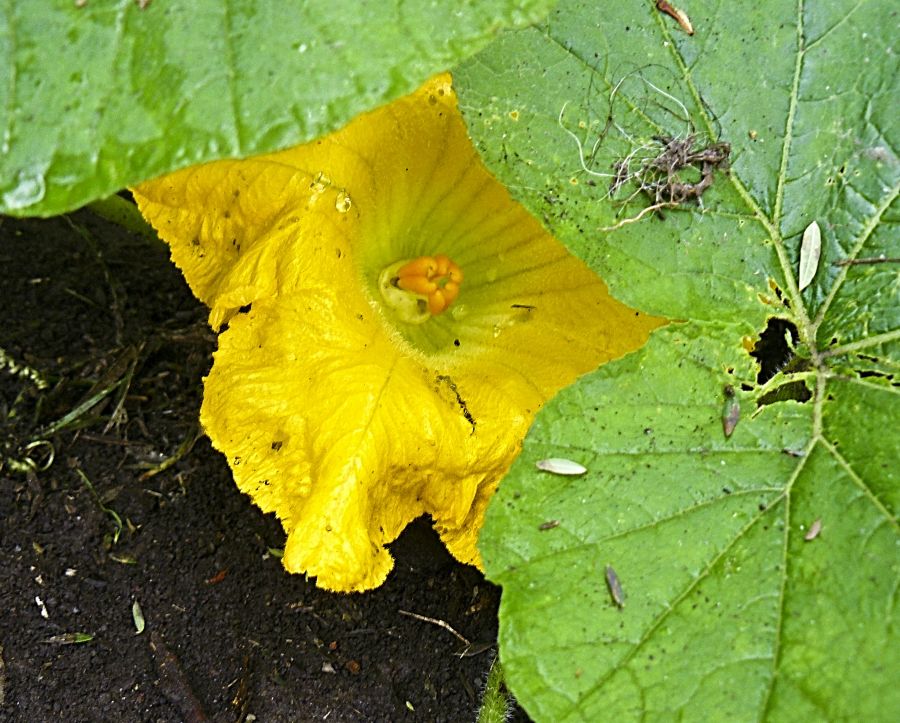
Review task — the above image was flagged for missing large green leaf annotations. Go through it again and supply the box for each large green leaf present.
[455,0,898,719]
[0,0,551,217]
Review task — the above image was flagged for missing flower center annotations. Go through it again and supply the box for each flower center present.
[378,254,464,324]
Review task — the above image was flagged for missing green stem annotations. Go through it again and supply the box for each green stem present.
[476,655,511,723]
[85,195,158,241]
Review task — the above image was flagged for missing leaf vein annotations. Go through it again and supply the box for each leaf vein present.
[568,497,789,717]
[758,445,800,719]
[822,328,900,359]
[814,180,900,328]
[820,438,899,529]
[761,0,817,342]
[803,0,866,52]
[834,374,900,397]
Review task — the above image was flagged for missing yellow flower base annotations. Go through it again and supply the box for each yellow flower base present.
[133,74,663,592]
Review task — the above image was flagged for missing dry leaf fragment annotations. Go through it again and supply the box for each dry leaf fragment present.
[656,1,694,35]
[722,385,740,438]
[804,518,822,541]
[605,565,625,608]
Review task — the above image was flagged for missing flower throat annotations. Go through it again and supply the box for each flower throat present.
[378,254,463,324]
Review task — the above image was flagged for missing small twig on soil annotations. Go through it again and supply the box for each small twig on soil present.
[398,609,471,647]
[457,641,495,658]
[231,653,254,723]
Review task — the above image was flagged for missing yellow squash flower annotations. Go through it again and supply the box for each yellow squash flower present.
[133,74,661,592]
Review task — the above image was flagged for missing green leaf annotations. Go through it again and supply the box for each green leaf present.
[44,632,95,645]
[455,0,898,719]
[0,0,551,217]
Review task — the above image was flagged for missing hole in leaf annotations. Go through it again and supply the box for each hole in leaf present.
[749,317,799,384]
[767,279,791,308]
[858,370,894,380]
[770,280,783,301]
[757,380,812,407]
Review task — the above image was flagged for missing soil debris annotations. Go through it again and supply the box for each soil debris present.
[611,134,730,206]
[1,211,515,722]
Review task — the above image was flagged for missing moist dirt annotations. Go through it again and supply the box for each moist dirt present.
[0,211,524,722]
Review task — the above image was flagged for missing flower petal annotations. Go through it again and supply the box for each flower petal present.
[204,294,515,590]
[134,74,663,591]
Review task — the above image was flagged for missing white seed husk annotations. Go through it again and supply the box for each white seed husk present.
[798,221,822,291]
[536,458,587,476]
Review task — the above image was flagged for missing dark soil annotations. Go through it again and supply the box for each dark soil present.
[0,211,521,722]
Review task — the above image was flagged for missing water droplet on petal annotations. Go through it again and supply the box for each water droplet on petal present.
[309,171,331,195]
[308,172,332,207]
[335,190,352,213]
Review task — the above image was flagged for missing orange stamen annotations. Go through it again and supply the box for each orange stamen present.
[397,275,438,295]
[397,256,437,278]
[428,290,446,316]
[434,254,451,276]
[393,253,463,316]
[442,281,460,306]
